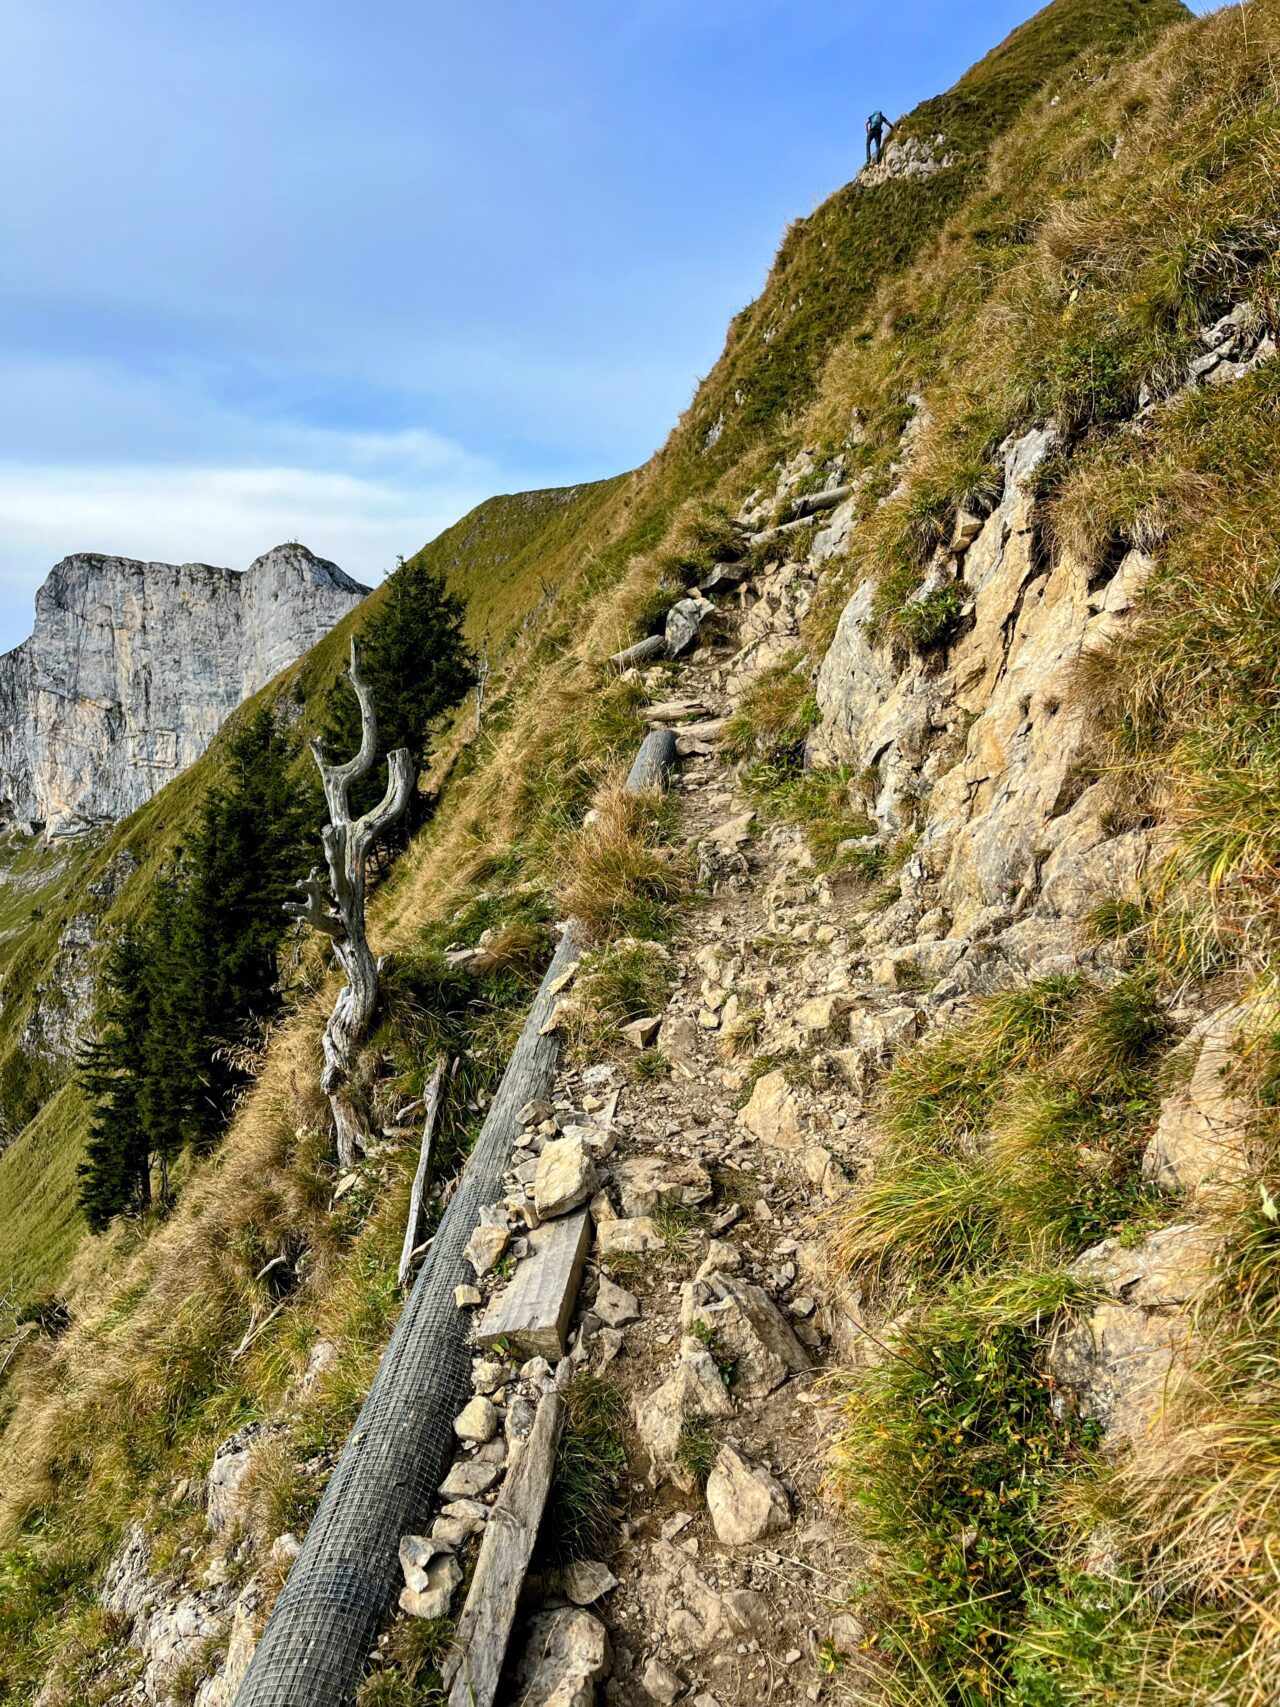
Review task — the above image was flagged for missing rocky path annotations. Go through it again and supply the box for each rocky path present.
[493,628,887,1706]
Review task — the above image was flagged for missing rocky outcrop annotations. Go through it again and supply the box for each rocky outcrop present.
[0,544,369,836]
[808,426,1164,993]
[860,133,954,186]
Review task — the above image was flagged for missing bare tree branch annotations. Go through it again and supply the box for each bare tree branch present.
[288,637,416,1166]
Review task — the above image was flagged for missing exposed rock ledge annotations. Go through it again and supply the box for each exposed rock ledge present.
[0,543,369,836]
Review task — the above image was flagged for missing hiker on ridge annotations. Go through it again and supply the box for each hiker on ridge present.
[866,108,894,167]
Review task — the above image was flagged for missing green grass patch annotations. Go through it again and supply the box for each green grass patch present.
[544,1372,628,1563]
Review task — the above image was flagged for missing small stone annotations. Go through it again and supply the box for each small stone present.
[434,1499,488,1551]
[640,1656,685,1704]
[590,1189,617,1223]
[520,1355,553,1384]
[722,1588,769,1636]
[399,1545,463,1620]
[399,1532,452,1593]
[661,1511,694,1540]
[616,1154,712,1219]
[829,1611,864,1653]
[472,1359,506,1395]
[534,1134,598,1221]
[438,1459,502,1499]
[795,994,854,1032]
[695,1239,743,1282]
[519,1097,555,1125]
[592,1326,624,1366]
[595,1275,642,1327]
[622,1014,663,1049]
[455,1284,483,1309]
[597,1216,662,1257]
[737,1070,803,1150]
[783,1649,802,1665]
[705,1446,791,1545]
[268,1532,301,1567]
[706,812,754,851]
[432,1512,482,1549]
[634,1339,734,1462]
[563,1558,620,1605]
[464,1222,510,1277]
[505,1394,537,1445]
[454,1396,498,1444]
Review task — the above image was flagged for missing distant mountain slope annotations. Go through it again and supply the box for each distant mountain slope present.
[0,543,369,835]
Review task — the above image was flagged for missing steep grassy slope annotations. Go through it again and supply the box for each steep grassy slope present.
[0,0,1231,1699]
[0,481,631,1294]
[0,1085,88,1303]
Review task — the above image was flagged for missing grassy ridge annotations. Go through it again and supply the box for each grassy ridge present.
[0,2,1219,1698]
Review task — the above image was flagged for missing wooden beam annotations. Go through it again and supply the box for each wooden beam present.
[475,1208,591,1359]
[608,633,667,671]
[443,1391,565,1707]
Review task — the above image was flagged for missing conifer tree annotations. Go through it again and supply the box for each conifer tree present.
[324,557,476,821]
[77,924,155,1230]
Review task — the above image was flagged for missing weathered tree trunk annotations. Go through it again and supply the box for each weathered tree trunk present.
[287,639,415,1167]
[608,633,667,671]
[475,637,490,736]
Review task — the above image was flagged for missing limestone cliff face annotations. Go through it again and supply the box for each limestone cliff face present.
[0,544,369,835]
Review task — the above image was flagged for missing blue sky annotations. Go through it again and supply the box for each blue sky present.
[0,0,1213,651]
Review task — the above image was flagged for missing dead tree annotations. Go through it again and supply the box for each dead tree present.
[287,639,415,1167]
[475,631,491,737]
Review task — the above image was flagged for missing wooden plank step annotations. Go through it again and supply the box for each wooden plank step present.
[443,1390,565,1707]
[475,1208,592,1359]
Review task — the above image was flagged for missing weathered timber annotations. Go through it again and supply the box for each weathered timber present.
[748,513,823,549]
[644,699,712,724]
[443,1392,566,1707]
[397,1058,445,1290]
[608,633,667,670]
[287,637,415,1166]
[790,482,853,519]
[626,727,678,793]
[475,1208,592,1358]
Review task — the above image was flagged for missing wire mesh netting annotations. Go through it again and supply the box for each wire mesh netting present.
[233,926,580,1705]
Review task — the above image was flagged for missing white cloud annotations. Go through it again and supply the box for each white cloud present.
[0,445,496,652]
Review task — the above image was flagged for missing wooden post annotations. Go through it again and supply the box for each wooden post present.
[608,633,667,671]
[443,1391,566,1707]
[398,1058,445,1290]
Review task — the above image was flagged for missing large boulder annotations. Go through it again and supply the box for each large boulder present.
[681,1275,810,1399]
[1045,1221,1220,1446]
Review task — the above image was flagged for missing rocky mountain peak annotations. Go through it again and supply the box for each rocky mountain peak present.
[0,543,370,836]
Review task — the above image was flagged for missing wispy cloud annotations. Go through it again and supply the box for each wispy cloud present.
[0,444,495,649]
